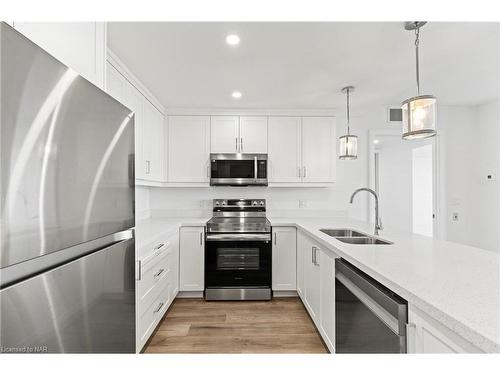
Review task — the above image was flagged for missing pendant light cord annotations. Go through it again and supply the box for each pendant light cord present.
[414,24,420,96]
[346,87,350,135]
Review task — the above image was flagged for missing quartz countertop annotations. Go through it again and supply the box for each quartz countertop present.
[269,217,500,353]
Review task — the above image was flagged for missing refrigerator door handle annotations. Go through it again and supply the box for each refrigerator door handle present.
[1,229,135,289]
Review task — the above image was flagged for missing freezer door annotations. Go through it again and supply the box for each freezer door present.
[0,237,135,353]
[0,23,135,269]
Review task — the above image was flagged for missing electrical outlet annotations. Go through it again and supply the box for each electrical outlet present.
[299,200,307,208]
[486,173,497,181]
[452,212,459,221]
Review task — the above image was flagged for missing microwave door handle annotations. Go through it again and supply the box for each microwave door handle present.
[254,156,258,182]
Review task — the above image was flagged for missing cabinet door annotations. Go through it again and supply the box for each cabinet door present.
[106,63,128,105]
[268,117,302,182]
[179,227,205,291]
[125,85,147,180]
[142,99,165,182]
[296,232,306,298]
[301,117,336,183]
[304,241,321,324]
[239,116,268,153]
[13,22,106,89]
[210,116,239,153]
[168,116,210,182]
[320,250,335,352]
[272,227,297,291]
[408,305,481,353]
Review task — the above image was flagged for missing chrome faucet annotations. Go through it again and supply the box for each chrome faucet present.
[349,188,383,236]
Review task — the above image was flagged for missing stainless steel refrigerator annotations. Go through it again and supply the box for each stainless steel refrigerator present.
[0,23,136,353]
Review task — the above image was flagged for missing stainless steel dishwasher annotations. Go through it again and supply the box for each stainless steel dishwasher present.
[335,258,408,353]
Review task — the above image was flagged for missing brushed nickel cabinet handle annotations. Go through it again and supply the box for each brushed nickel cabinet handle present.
[154,268,165,279]
[303,166,306,178]
[240,138,243,152]
[200,231,203,245]
[274,232,277,245]
[235,137,238,152]
[154,243,165,251]
[153,302,164,314]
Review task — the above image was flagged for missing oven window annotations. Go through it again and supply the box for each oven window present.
[211,160,255,179]
[216,247,260,270]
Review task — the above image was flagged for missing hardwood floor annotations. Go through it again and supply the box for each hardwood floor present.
[144,297,328,354]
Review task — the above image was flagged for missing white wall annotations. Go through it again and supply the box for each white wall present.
[135,186,151,220]
[439,101,499,252]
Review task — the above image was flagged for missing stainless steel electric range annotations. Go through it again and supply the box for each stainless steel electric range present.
[205,199,272,301]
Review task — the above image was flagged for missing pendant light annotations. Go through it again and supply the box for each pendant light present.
[339,86,358,160]
[401,21,437,140]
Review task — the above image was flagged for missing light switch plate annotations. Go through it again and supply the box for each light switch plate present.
[452,213,459,221]
[299,200,307,208]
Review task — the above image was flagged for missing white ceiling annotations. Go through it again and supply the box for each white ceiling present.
[107,22,499,110]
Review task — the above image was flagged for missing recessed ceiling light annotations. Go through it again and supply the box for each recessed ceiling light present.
[232,91,242,99]
[373,139,380,144]
[225,34,240,46]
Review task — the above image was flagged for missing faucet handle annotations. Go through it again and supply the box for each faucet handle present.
[377,217,383,231]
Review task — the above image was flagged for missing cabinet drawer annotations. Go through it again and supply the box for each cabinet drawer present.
[138,249,172,312]
[138,278,171,344]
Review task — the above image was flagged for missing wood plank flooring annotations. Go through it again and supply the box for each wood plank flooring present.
[144,297,328,354]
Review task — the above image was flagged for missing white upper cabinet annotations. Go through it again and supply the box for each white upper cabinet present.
[210,116,268,154]
[271,227,297,291]
[301,117,336,183]
[239,117,268,153]
[13,22,106,89]
[168,116,211,183]
[142,100,165,182]
[268,117,302,182]
[105,62,165,183]
[210,116,239,153]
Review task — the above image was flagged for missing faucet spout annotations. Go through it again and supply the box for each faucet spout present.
[349,188,383,236]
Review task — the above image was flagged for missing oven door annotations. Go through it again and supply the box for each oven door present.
[205,234,271,288]
[210,154,267,186]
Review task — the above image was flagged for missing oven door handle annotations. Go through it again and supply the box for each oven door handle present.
[205,233,271,242]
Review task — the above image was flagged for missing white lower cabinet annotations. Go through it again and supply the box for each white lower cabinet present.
[179,226,205,291]
[407,305,483,353]
[136,230,179,352]
[303,235,321,324]
[297,230,336,353]
[319,249,336,352]
[272,227,297,291]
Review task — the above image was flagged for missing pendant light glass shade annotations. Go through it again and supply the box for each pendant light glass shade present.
[401,94,436,139]
[338,85,357,160]
[402,22,437,140]
[339,134,358,160]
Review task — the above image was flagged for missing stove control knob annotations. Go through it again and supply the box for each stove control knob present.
[259,201,265,206]
[215,201,220,206]
[252,201,258,206]
[222,201,226,206]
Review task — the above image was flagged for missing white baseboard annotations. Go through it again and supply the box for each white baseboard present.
[177,291,204,298]
[272,290,298,297]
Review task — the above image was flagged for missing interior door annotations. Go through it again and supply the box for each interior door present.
[239,116,268,153]
[210,116,239,153]
[268,117,302,183]
[301,117,336,182]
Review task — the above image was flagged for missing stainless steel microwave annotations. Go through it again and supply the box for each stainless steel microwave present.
[210,153,268,186]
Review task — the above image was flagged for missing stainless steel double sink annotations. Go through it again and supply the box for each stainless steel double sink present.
[319,228,393,245]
